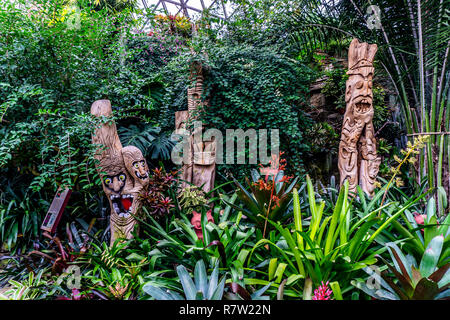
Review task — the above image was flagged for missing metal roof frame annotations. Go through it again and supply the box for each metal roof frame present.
[140,0,234,21]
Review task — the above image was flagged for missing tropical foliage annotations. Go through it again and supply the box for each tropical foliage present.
[0,0,448,303]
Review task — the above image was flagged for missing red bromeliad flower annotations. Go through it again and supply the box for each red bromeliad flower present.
[139,167,178,218]
[259,152,286,179]
[253,178,273,191]
[271,195,281,210]
[413,212,426,225]
[255,151,295,237]
[233,150,299,238]
[259,152,292,182]
[255,152,292,209]
[413,212,438,232]
[312,281,333,300]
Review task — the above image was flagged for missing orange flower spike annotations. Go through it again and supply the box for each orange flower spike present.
[279,175,292,183]
[270,195,281,210]
[257,180,265,191]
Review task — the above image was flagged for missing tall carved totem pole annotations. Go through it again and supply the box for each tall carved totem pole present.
[338,39,381,197]
[175,61,216,194]
[91,100,149,245]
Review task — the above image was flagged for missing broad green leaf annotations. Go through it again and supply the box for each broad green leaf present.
[330,281,343,300]
[286,274,303,286]
[194,260,208,298]
[274,263,287,283]
[292,188,303,250]
[426,197,436,223]
[142,284,177,300]
[420,235,444,278]
[268,258,277,281]
[176,265,197,300]
[210,275,226,300]
[126,253,146,261]
[207,263,219,299]
[324,180,347,255]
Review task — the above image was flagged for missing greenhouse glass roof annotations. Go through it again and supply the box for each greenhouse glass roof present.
[138,0,236,21]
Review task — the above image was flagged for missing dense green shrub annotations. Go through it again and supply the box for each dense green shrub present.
[200,44,314,179]
[128,38,316,181]
[0,0,129,186]
[0,0,160,250]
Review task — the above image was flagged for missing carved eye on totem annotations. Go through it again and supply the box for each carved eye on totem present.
[356,80,364,89]
[355,78,372,90]
[104,173,126,193]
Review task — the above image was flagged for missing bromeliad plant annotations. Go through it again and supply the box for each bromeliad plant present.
[142,259,226,300]
[133,190,268,298]
[139,167,177,219]
[0,269,51,300]
[230,152,299,235]
[248,175,431,299]
[353,235,449,300]
[136,191,256,272]
[386,195,450,262]
[78,239,150,300]
[142,259,271,300]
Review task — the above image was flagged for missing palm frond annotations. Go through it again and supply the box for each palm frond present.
[283,0,449,212]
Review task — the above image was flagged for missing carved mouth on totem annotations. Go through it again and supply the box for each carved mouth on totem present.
[135,171,148,179]
[110,194,134,218]
[355,99,371,113]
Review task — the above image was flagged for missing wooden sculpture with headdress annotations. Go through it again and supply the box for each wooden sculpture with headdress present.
[338,39,381,197]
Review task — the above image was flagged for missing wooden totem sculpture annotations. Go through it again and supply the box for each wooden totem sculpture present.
[338,39,381,197]
[91,100,150,245]
[175,62,216,194]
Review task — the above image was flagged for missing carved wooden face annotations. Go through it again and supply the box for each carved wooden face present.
[103,172,126,193]
[346,66,374,120]
[100,160,135,219]
[92,100,152,244]
[338,40,379,198]
[368,158,381,179]
[122,146,149,187]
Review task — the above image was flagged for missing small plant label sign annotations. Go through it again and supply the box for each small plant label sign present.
[41,188,72,233]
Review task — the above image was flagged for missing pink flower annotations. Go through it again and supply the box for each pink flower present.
[413,212,439,232]
[55,288,82,300]
[312,281,333,300]
[72,288,81,300]
[413,212,426,225]
[413,212,427,232]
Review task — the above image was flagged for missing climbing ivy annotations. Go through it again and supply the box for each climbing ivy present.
[202,44,315,179]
